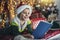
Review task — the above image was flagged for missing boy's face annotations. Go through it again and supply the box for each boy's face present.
[20,9,30,21]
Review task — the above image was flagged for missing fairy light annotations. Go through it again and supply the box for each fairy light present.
[0,0,5,14]
[40,0,54,6]
[2,19,5,28]
[8,0,15,21]
[0,0,6,28]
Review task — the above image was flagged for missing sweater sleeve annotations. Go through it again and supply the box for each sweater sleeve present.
[27,24,33,34]
[0,21,19,35]
[27,20,33,34]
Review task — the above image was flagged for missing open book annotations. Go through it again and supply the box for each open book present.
[32,21,53,39]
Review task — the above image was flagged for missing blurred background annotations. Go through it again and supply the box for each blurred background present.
[0,0,60,28]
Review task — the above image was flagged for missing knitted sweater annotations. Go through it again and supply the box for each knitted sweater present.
[0,20,33,36]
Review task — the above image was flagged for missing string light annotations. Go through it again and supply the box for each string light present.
[0,0,5,13]
[0,0,55,28]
